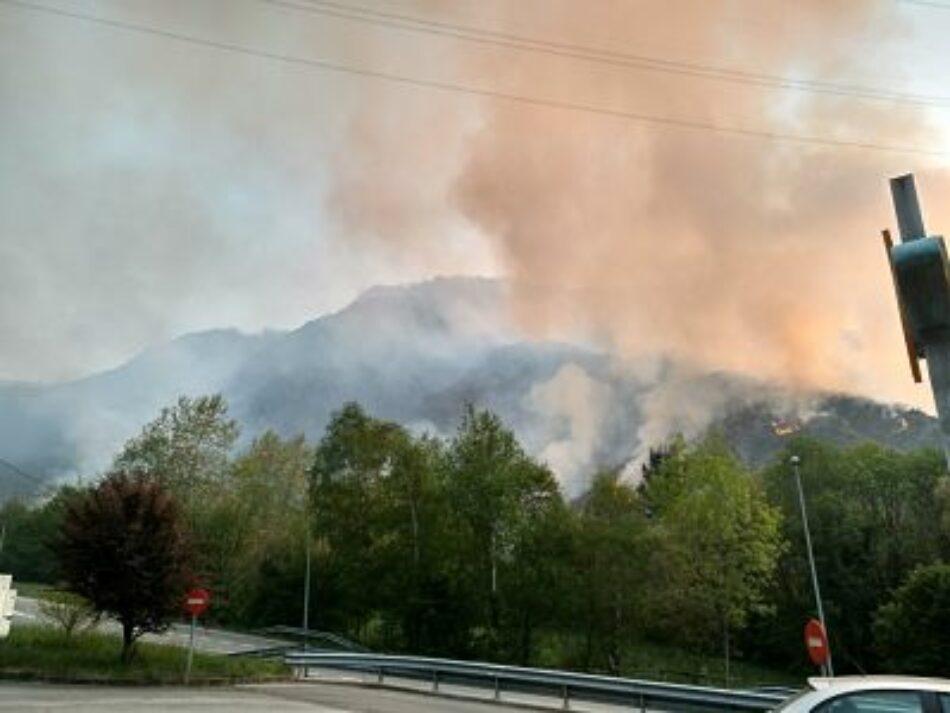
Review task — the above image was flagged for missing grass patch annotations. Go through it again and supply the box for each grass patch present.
[13,582,54,600]
[0,625,289,684]
[534,632,803,689]
[617,639,802,688]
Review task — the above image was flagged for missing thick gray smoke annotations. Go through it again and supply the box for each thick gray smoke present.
[330,0,950,484]
[7,1,950,492]
[0,0,497,382]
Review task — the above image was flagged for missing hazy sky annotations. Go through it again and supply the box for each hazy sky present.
[4,0,950,407]
[0,0,498,381]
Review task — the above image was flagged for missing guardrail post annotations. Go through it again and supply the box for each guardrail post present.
[494,676,500,701]
[562,685,570,710]
[432,670,439,692]
[640,692,646,713]
[377,666,383,684]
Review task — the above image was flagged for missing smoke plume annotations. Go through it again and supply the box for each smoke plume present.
[453,1,949,398]
[527,362,611,495]
[330,1,950,479]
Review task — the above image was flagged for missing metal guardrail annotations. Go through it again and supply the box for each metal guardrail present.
[260,626,368,652]
[230,643,299,659]
[228,628,368,659]
[285,651,794,711]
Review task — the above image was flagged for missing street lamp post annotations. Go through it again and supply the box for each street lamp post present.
[302,524,311,651]
[791,455,833,677]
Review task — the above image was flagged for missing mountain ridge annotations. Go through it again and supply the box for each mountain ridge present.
[0,276,941,500]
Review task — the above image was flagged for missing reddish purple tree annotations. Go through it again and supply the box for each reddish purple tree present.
[55,473,191,662]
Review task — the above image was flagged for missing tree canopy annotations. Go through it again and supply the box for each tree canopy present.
[11,394,950,680]
[874,563,950,676]
[54,473,191,662]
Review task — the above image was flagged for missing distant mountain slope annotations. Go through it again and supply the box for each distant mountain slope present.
[227,277,518,437]
[0,328,277,499]
[719,394,940,467]
[0,276,941,501]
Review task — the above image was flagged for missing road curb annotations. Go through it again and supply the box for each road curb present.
[0,668,292,687]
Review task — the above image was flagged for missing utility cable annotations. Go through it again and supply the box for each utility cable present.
[265,0,950,108]
[0,0,947,158]
[898,0,950,9]
[0,457,44,486]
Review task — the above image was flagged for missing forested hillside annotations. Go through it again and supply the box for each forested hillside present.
[4,394,949,681]
[0,278,942,501]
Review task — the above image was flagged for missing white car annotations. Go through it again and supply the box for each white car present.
[775,676,950,713]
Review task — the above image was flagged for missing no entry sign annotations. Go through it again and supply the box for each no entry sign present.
[184,588,210,617]
[183,588,210,683]
[804,618,829,667]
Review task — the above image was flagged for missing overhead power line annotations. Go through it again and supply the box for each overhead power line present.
[1,0,947,158]
[266,0,950,108]
[0,457,44,486]
[898,0,950,9]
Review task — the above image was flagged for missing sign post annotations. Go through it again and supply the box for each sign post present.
[0,575,16,639]
[183,588,210,684]
[790,456,833,676]
[804,618,830,675]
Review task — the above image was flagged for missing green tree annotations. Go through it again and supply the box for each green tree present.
[756,439,945,672]
[38,590,97,638]
[215,431,313,623]
[644,439,783,685]
[309,403,408,639]
[574,471,648,674]
[54,473,191,662]
[444,405,526,647]
[443,404,561,657]
[112,395,239,612]
[374,433,457,653]
[496,458,569,665]
[0,489,76,583]
[934,475,950,555]
[874,563,950,676]
[310,407,461,654]
[113,394,239,504]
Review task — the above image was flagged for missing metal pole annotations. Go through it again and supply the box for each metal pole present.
[890,174,927,242]
[888,174,950,468]
[921,335,950,470]
[791,455,833,676]
[302,533,311,651]
[185,613,196,684]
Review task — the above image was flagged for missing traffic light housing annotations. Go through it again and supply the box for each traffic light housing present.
[891,236,950,355]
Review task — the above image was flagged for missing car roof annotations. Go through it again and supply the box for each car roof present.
[808,676,950,694]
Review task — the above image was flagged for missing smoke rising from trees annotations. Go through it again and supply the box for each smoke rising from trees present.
[329,0,950,465]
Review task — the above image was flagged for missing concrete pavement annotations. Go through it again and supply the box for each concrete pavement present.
[0,682,565,712]
[0,679,641,712]
[296,670,637,713]
[0,683,327,712]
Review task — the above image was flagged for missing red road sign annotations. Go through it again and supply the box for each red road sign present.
[804,618,829,666]
[184,588,210,617]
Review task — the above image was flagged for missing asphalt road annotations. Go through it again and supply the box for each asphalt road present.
[12,596,287,654]
[9,598,634,712]
[0,682,564,712]
[298,669,636,713]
